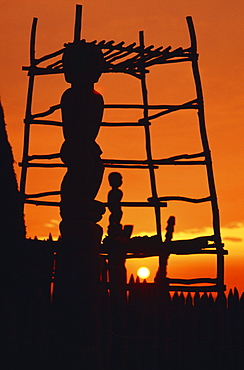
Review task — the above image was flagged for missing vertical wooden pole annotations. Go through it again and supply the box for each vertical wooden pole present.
[186,16,224,288]
[20,18,38,202]
[73,4,82,43]
[139,31,162,241]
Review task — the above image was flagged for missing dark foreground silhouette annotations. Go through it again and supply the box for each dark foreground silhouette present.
[55,41,106,368]
[59,40,105,239]
[1,238,244,370]
[1,100,242,369]
[0,102,25,243]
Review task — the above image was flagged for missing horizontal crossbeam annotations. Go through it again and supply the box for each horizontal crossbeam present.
[167,277,217,284]
[25,199,167,207]
[19,162,159,169]
[97,280,226,292]
[29,120,62,126]
[167,285,225,292]
[31,104,61,119]
[25,191,60,199]
[27,99,198,122]
[104,100,198,109]
[24,152,206,168]
[154,196,211,203]
[21,162,204,168]
[101,246,227,260]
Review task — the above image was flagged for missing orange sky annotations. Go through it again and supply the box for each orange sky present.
[0,0,243,292]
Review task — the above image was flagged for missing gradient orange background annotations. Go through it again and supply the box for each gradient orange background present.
[0,1,243,292]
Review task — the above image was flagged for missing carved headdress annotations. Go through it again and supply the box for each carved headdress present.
[62,40,104,83]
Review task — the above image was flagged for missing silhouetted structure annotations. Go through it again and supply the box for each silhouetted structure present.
[2,6,240,369]
[19,4,227,293]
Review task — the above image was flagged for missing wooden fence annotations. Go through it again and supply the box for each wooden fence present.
[1,238,243,369]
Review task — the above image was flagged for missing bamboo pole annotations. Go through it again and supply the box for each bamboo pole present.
[102,121,146,127]
[20,17,38,202]
[101,281,224,292]
[34,48,65,64]
[156,196,211,203]
[20,163,66,168]
[22,158,205,167]
[22,66,63,75]
[167,285,224,292]
[27,152,204,162]
[30,120,62,126]
[31,104,61,119]
[147,100,198,120]
[26,152,205,163]
[139,30,162,240]
[186,17,221,243]
[168,277,218,284]
[73,4,82,43]
[104,100,197,109]
[186,16,224,288]
[19,163,159,169]
[105,249,227,259]
[25,199,167,207]
[29,100,196,120]
[25,191,61,199]
[28,153,60,160]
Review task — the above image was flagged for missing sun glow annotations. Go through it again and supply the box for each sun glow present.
[137,267,150,280]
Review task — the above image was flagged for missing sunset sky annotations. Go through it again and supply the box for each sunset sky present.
[0,0,243,292]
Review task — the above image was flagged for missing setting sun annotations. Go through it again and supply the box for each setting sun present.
[137,267,150,280]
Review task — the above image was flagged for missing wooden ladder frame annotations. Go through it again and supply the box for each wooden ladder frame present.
[19,4,227,292]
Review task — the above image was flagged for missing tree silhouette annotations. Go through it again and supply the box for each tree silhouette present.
[0,101,25,245]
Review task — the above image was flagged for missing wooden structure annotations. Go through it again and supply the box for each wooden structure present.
[19,4,227,291]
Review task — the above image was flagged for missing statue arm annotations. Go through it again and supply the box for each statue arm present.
[89,92,104,140]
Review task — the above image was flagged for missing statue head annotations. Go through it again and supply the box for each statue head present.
[108,172,123,188]
[62,41,104,84]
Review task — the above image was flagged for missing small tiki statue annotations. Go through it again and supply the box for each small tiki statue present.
[107,172,123,238]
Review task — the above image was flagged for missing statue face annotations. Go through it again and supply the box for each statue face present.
[109,172,123,188]
[63,42,104,84]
